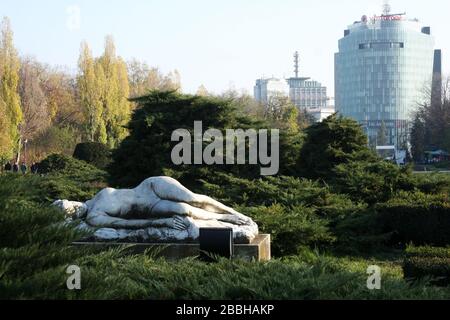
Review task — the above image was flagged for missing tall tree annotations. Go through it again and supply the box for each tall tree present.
[97,36,131,148]
[220,89,265,119]
[410,110,426,162]
[127,58,150,97]
[196,84,209,96]
[77,41,104,143]
[410,77,450,159]
[19,57,50,141]
[160,70,181,92]
[42,67,82,128]
[147,67,163,90]
[114,56,131,143]
[376,121,388,146]
[0,99,12,162]
[127,58,182,97]
[0,17,22,162]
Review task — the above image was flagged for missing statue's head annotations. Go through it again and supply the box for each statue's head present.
[52,200,88,220]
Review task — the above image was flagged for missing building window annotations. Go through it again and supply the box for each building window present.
[359,42,404,50]
[359,43,370,49]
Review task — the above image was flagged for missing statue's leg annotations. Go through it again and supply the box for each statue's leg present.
[151,200,249,225]
[151,177,246,216]
[85,210,182,230]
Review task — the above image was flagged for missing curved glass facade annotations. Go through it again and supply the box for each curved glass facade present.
[335,16,435,146]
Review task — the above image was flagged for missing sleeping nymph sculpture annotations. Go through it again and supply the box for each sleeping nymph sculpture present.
[53,176,258,244]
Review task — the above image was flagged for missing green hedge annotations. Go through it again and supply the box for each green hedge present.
[403,246,450,286]
[35,154,107,202]
[241,204,336,257]
[73,142,111,169]
[406,246,450,258]
[333,161,414,205]
[376,193,450,246]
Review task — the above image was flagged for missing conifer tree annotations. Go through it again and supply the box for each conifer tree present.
[376,121,388,146]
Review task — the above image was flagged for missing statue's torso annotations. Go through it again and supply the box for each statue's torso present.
[86,182,160,218]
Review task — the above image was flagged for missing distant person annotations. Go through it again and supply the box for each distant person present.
[31,162,39,174]
[12,162,19,173]
[4,162,12,172]
[20,162,27,174]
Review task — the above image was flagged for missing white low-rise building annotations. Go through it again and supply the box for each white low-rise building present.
[254,77,290,105]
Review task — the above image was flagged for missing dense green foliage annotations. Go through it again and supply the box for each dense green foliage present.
[410,97,450,162]
[0,18,22,163]
[296,114,375,180]
[0,174,94,298]
[108,91,301,188]
[403,246,450,286]
[376,192,450,246]
[108,92,264,187]
[35,154,107,202]
[73,142,111,169]
[3,154,450,299]
[168,170,363,256]
[333,161,414,205]
[2,173,450,300]
[243,205,335,256]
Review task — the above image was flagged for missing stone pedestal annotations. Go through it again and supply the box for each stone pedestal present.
[73,234,271,262]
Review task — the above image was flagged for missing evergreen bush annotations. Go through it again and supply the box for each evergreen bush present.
[73,142,111,169]
[403,246,450,286]
[377,193,450,246]
[296,114,376,180]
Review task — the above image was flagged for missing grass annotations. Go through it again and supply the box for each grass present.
[4,248,450,300]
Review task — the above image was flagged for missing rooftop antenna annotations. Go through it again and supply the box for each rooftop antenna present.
[382,0,391,15]
[294,51,299,78]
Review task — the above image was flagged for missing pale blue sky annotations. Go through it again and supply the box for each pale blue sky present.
[1,0,449,95]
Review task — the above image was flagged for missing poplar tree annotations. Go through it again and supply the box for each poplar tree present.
[77,36,131,148]
[0,17,22,162]
[0,99,12,162]
[115,57,131,142]
[77,41,105,143]
[97,36,130,148]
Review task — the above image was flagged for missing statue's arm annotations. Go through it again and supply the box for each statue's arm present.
[86,211,186,230]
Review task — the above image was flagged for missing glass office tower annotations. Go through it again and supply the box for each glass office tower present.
[335,12,436,146]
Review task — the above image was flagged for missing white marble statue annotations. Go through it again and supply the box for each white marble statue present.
[53,176,258,243]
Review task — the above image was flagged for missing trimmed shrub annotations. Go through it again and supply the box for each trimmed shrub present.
[376,192,450,246]
[403,246,450,286]
[241,204,336,257]
[333,161,414,205]
[333,208,392,254]
[73,142,111,169]
[413,173,450,195]
[38,154,106,179]
[35,154,107,202]
[406,246,450,259]
[181,169,360,213]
